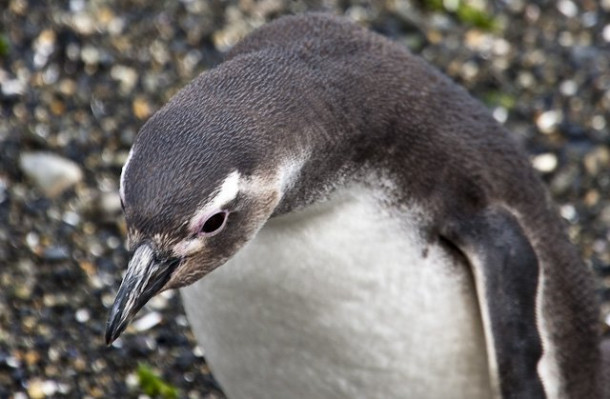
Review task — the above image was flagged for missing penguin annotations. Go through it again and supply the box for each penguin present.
[106,13,604,399]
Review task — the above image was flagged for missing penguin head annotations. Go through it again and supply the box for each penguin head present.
[105,88,299,343]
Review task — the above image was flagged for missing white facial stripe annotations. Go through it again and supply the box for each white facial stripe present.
[277,156,307,196]
[119,147,136,202]
[188,170,241,233]
[212,170,241,209]
[237,156,308,199]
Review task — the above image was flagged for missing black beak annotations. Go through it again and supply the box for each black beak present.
[105,243,180,344]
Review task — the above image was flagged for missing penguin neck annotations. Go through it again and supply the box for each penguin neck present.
[270,87,431,217]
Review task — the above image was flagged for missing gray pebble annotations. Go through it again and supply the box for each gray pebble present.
[19,152,83,197]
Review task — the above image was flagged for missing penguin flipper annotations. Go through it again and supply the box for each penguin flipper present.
[443,207,546,399]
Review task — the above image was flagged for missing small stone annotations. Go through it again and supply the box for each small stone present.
[62,211,81,226]
[27,379,45,399]
[536,110,563,134]
[517,71,535,88]
[75,308,90,323]
[560,204,578,222]
[41,380,58,396]
[19,152,83,197]
[125,372,139,389]
[525,4,540,21]
[1,79,25,97]
[41,245,70,262]
[176,314,189,327]
[69,0,85,12]
[9,0,27,14]
[50,99,65,115]
[71,12,96,35]
[24,350,39,366]
[5,356,19,368]
[465,30,493,52]
[584,190,600,207]
[584,147,610,175]
[557,0,577,18]
[99,191,122,216]
[532,153,558,173]
[132,311,162,332]
[81,45,100,65]
[591,115,606,131]
[110,65,138,93]
[58,79,77,96]
[560,80,577,96]
[492,107,508,124]
[33,29,56,68]
[25,232,39,252]
[132,97,152,120]
[193,345,204,357]
[492,38,510,56]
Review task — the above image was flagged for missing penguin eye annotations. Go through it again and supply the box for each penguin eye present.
[200,211,228,235]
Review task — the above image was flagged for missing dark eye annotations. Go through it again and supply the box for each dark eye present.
[200,212,228,235]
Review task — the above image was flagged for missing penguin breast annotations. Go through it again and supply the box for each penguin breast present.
[181,184,493,399]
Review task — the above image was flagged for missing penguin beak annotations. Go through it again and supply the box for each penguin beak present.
[105,243,180,344]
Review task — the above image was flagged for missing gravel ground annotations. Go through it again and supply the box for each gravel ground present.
[1,0,609,398]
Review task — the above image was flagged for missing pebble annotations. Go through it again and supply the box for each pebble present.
[81,45,101,65]
[41,246,71,262]
[584,147,610,175]
[1,78,25,97]
[557,0,578,18]
[75,309,91,323]
[560,80,578,96]
[27,379,45,399]
[110,65,138,93]
[532,153,558,173]
[560,204,578,223]
[98,191,122,217]
[70,12,96,35]
[492,107,508,124]
[132,97,153,120]
[62,211,81,226]
[132,311,163,332]
[33,29,56,69]
[19,152,83,197]
[536,110,563,134]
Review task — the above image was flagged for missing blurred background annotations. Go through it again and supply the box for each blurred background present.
[0,0,609,397]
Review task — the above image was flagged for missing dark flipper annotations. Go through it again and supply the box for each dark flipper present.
[443,207,546,399]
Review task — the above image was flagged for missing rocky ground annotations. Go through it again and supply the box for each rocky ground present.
[0,0,609,398]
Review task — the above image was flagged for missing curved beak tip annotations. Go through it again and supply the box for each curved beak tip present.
[104,297,130,345]
[103,244,180,346]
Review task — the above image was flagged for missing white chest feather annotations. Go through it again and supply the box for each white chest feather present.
[181,186,492,399]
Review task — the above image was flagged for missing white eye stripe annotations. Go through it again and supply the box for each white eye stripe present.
[188,171,241,233]
[212,170,240,209]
